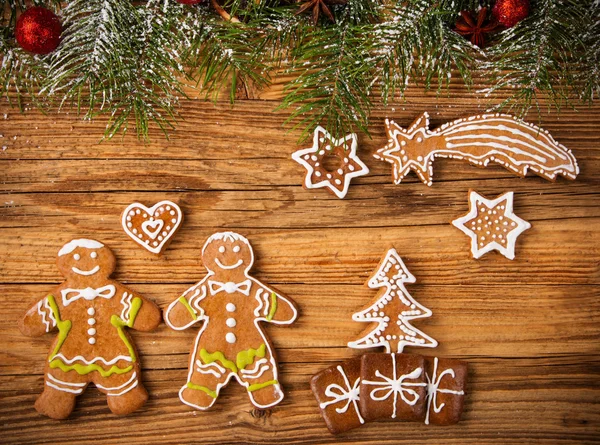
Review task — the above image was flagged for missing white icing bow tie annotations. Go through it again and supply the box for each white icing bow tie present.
[61,285,116,306]
[207,279,251,296]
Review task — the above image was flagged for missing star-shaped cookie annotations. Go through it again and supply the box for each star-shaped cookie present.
[452,190,531,260]
[292,126,369,199]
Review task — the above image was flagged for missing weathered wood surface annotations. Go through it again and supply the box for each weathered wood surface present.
[0,81,599,445]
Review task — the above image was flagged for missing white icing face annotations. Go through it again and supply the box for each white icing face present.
[202,236,253,275]
[57,242,115,280]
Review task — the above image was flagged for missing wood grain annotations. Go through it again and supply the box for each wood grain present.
[0,78,599,444]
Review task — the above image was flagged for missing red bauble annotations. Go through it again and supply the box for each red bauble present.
[15,7,62,55]
[492,0,530,28]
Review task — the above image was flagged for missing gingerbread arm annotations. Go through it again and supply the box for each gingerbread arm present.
[117,286,161,332]
[19,295,59,337]
[164,282,207,331]
[254,283,298,325]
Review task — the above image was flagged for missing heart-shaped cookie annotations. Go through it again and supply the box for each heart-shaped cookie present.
[122,200,183,254]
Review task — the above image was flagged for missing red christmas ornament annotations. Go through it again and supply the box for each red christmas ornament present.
[15,7,62,55]
[492,0,530,28]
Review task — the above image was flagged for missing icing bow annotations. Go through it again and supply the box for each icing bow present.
[362,363,427,418]
[61,285,116,306]
[207,279,251,295]
[425,357,465,425]
[319,366,365,424]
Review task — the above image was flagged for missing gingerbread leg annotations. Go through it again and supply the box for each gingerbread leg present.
[93,370,148,415]
[179,359,230,410]
[35,371,88,419]
[240,362,284,409]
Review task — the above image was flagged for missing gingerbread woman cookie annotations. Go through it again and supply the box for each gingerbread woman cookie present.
[165,232,298,410]
[19,239,161,419]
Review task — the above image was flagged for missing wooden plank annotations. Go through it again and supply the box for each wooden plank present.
[0,220,598,285]
[1,76,599,444]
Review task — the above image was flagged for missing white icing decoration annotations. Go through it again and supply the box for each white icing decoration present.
[141,219,164,240]
[348,248,437,353]
[291,126,370,199]
[120,292,134,322]
[71,265,100,276]
[96,372,139,397]
[121,201,182,254]
[51,353,132,365]
[58,239,104,257]
[240,358,268,375]
[425,357,465,425]
[88,338,96,344]
[319,365,364,424]
[226,303,236,312]
[73,253,81,260]
[87,307,95,316]
[46,374,86,394]
[90,252,98,259]
[214,258,243,270]
[208,279,251,295]
[61,285,116,307]
[37,300,52,332]
[362,354,427,419]
[225,333,236,343]
[196,360,225,378]
[452,191,531,260]
[226,318,236,328]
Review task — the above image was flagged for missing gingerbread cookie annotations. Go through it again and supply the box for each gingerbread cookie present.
[310,358,364,434]
[376,112,579,186]
[359,353,428,422]
[122,200,183,254]
[18,239,161,419]
[452,190,531,260]
[424,356,467,425]
[348,248,437,353]
[291,126,369,199]
[164,232,298,410]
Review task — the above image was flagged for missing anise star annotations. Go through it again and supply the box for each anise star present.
[295,0,346,25]
[454,7,499,48]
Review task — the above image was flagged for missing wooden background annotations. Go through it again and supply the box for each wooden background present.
[0,77,599,445]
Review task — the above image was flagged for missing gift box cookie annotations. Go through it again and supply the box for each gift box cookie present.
[424,356,468,425]
[359,353,427,422]
[310,358,364,434]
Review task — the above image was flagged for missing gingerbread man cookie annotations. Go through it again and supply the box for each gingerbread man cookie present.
[165,232,298,410]
[19,239,161,419]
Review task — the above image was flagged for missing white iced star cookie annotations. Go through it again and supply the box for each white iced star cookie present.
[452,190,531,260]
[291,126,369,199]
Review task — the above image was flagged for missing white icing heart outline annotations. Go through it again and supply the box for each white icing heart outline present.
[122,200,182,254]
[141,219,164,240]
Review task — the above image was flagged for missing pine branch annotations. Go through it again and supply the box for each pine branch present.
[481,0,589,116]
[280,15,374,140]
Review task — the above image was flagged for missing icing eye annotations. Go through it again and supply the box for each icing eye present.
[233,246,240,253]
[218,246,225,253]
[73,254,81,260]
[90,252,98,259]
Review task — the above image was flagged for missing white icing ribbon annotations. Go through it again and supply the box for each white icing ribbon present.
[61,284,116,306]
[207,279,251,296]
[96,372,139,397]
[37,300,51,332]
[51,353,132,365]
[425,357,465,425]
[362,354,426,419]
[319,365,364,424]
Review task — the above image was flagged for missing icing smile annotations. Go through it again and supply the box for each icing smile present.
[72,265,100,276]
[215,258,243,270]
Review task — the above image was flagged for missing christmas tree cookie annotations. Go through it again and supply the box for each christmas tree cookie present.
[348,248,437,353]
